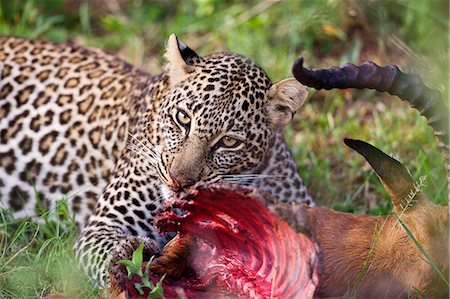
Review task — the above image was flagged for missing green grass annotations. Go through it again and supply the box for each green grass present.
[0,0,448,297]
[0,199,98,298]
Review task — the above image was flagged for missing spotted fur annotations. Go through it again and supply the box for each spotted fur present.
[0,35,313,284]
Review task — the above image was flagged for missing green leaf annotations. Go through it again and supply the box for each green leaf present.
[134,282,145,295]
[148,274,166,299]
[148,286,165,299]
[117,260,140,279]
[144,255,156,277]
[132,243,145,268]
[144,259,152,276]
[141,275,154,289]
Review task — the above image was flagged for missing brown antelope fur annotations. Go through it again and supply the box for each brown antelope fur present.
[273,139,449,298]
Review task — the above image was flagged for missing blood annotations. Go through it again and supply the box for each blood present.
[120,184,320,299]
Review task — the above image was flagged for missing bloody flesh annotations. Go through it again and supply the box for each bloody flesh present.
[117,184,320,298]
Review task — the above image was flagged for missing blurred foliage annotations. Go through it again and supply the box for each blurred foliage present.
[0,0,448,88]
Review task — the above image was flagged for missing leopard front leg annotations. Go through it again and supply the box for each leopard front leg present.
[74,217,162,287]
[74,160,168,286]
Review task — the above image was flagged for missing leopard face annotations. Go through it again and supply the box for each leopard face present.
[154,35,308,192]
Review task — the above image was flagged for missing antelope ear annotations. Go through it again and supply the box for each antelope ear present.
[266,78,308,128]
[344,138,429,213]
[165,34,200,88]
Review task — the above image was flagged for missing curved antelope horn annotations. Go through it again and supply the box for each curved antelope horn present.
[344,138,426,212]
[292,58,449,154]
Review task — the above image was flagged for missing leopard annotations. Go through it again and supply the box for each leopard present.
[0,34,314,285]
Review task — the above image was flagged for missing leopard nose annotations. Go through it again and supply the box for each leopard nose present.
[179,178,195,189]
[168,172,196,191]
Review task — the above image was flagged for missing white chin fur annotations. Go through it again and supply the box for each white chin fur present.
[160,184,173,201]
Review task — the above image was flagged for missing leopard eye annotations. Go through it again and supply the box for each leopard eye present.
[220,136,242,149]
[175,109,191,128]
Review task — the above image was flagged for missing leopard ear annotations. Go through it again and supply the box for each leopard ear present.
[165,34,200,88]
[266,78,308,128]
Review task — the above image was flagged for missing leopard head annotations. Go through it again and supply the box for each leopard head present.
[157,34,307,192]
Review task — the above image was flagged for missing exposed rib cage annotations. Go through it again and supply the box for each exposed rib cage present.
[292,58,449,199]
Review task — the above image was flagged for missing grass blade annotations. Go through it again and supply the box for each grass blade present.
[393,212,449,288]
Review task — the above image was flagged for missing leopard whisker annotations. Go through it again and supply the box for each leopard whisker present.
[127,132,161,160]
[220,174,286,179]
[150,194,166,203]
[127,140,159,161]
[245,156,270,169]
[220,178,254,185]
[66,183,94,200]
[127,144,158,166]
[220,177,257,182]
[127,142,154,159]
[220,174,286,185]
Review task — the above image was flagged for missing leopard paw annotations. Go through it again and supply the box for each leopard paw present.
[108,235,160,291]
